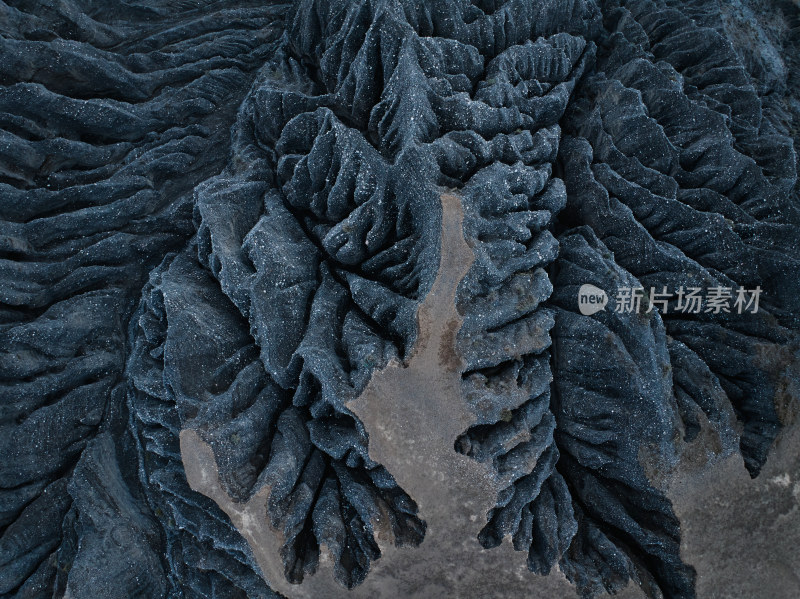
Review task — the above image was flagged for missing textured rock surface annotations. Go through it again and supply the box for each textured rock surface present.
[1,1,799,598]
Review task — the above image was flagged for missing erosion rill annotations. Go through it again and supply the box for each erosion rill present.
[182,190,543,597]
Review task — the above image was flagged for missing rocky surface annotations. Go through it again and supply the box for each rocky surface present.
[1,1,799,598]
